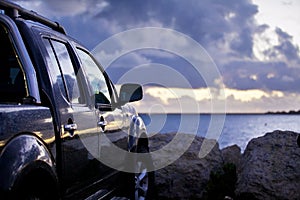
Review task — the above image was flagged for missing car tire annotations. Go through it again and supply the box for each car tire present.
[124,144,156,200]
[14,171,59,200]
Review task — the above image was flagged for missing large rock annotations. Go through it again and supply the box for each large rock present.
[236,130,300,200]
[147,131,300,199]
[149,133,224,199]
[222,144,242,168]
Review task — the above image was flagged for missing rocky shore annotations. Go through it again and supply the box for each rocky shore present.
[149,130,300,200]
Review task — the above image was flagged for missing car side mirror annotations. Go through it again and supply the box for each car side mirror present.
[119,83,143,105]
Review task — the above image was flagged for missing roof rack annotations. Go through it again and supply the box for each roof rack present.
[0,0,66,34]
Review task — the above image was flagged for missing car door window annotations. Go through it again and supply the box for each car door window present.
[43,38,84,105]
[75,48,111,105]
[43,39,67,99]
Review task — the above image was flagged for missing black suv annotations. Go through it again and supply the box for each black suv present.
[0,1,153,199]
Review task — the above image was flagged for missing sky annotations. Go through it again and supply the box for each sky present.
[13,0,300,113]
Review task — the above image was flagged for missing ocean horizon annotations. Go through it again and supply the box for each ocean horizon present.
[139,113,300,151]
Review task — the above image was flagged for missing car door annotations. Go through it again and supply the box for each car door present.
[42,37,103,197]
[75,47,130,172]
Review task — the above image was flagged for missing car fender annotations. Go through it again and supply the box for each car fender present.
[128,115,147,151]
[0,133,56,192]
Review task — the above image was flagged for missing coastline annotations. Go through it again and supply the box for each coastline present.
[140,113,300,152]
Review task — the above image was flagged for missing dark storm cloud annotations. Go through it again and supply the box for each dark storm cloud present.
[220,26,300,93]
[15,0,300,93]
[96,0,258,57]
[273,28,300,61]
[222,60,300,92]
[15,0,260,58]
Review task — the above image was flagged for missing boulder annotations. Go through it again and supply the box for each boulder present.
[147,131,300,200]
[149,133,224,199]
[236,130,300,200]
[221,144,242,168]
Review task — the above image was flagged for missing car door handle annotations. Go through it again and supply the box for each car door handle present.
[98,116,107,131]
[64,123,78,132]
[98,120,107,127]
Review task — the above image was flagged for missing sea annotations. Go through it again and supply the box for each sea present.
[139,113,300,152]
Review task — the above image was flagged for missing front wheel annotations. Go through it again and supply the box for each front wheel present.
[134,161,155,200]
[125,145,156,200]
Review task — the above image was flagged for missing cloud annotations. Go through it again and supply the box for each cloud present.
[225,91,300,113]
[144,87,212,104]
[221,58,300,93]
[17,0,259,56]
[273,28,300,62]
[15,0,108,17]
[91,27,222,89]
[89,0,300,94]
[94,0,259,57]
[134,87,202,113]
[17,0,299,62]
[14,0,300,112]
[133,86,298,113]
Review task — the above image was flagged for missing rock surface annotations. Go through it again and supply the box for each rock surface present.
[221,144,242,168]
[236,130,300,200]
[148,131,300,200]
[149,133,223,199]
